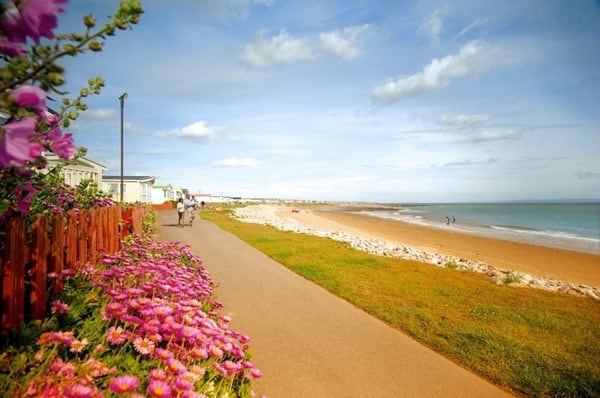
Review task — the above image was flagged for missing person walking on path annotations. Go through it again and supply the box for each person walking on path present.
[176,198,185,226]
[184,194,196,226]
[158,210,514,398]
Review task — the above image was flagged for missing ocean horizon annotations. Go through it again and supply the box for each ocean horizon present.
[355,201,600,255]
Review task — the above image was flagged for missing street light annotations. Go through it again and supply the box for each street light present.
[118,92,128,202]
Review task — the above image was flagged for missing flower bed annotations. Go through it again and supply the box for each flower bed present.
[0,235,263,397]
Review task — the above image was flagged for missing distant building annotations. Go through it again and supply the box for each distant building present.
[151,183,176,204]
[43,153,107,187]
[173,187,185,200]
[189,193,239,204]
[102,175,155,203]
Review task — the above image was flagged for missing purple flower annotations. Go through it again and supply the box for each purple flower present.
[0,117,44,168]
[13,181,35,214]
[146,380,172,398]
[109,375,141,394]
[0,0,66,45]
[50,300,71,314]
[12,85,47,117]
[0,35,26,56]
[63,383,95,398]
[48,129,77,160]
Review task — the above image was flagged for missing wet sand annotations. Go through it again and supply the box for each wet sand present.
[278,207,600,287]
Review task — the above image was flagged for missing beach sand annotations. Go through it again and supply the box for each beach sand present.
[277,206,600,288]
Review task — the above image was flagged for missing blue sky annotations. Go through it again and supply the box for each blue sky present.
[55,0,600,202]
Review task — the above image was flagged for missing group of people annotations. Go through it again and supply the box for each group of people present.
[177,194,203,226]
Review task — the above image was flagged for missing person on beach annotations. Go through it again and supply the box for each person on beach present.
[177,198,185,226]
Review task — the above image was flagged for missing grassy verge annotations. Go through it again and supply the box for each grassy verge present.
[201,207,600,397]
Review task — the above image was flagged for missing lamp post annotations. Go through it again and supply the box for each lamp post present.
[118,92,128,202]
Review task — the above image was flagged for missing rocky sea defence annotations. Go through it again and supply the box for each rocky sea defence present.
[233,205,600,300]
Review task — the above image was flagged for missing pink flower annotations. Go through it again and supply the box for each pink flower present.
[249,368,263,379]
[149,368,168,381]
[20,0,66,43]
[146,380,172,398]
[109,375,141,394]
[0,117,44,168]
[0,36,26,56]
[50,300,70,314]
[106,326,127,345]
[173,375,193,392]
[63,383,94,398]
[0,0,66,44]
[165,358,186,375]
[48,129,76,160]
[154,348,173,361]
[69,338,88,353]
[13,181,35,215]
[133,336,155,355]
[12,85,47,117]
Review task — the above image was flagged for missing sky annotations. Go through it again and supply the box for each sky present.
[53,0,600,203]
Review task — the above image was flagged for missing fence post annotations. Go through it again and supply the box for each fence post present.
[48,213,65,296]
[121,207,133,239]
[88,209,97,264]
[65,210,77,271]
[76,210,88,267]
[30,214,48,321]
[96,207,105,255]
[1,218,27,333]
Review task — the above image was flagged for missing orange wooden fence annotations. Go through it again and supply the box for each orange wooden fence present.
[1,205,151,334]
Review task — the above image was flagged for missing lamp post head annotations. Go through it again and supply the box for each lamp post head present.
[119,92,128,101]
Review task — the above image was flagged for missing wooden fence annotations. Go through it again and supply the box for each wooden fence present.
[1,205,151,334]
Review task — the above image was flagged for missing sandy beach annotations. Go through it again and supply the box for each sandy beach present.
[276,206,600,288]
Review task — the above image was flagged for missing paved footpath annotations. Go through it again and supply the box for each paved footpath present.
[159,210,514,398]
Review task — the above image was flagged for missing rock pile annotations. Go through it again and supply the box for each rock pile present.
[233,205,600,300]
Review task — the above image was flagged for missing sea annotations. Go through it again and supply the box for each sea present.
[357,201,600,255]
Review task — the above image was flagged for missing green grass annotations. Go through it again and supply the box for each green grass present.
[201,207,600,397]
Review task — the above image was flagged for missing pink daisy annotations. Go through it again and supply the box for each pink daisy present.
[63,383,95,398]
[133,336,155,355]
[165,358,186,374]
[149,368,168,381]
[106,326,127,345]
[109,375,140,394]
[146,380,172,398]
[69,338,88,353]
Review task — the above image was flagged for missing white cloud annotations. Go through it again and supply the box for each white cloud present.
[211,157,258,167]
[240,29,314,68]
[438,113,491,127]
[444,157,498,167]
[124,122,145,135]
[155,120,224,142]
[418,9,443,41]
[458,17,488,37]
[241,25,371,68]
[319,24,371,60]
[80,108,116,120]
[472,128,522,142]
[371,41,493,105]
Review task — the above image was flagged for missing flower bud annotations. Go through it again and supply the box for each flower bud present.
[83,14,96,28]
[63,44,78,55]
[89,40,103,52]
[47,73,64,85]
[115,18,128,30]
[80,88,89,97]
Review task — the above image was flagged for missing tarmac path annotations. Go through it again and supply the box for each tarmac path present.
[158,210,514,398]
